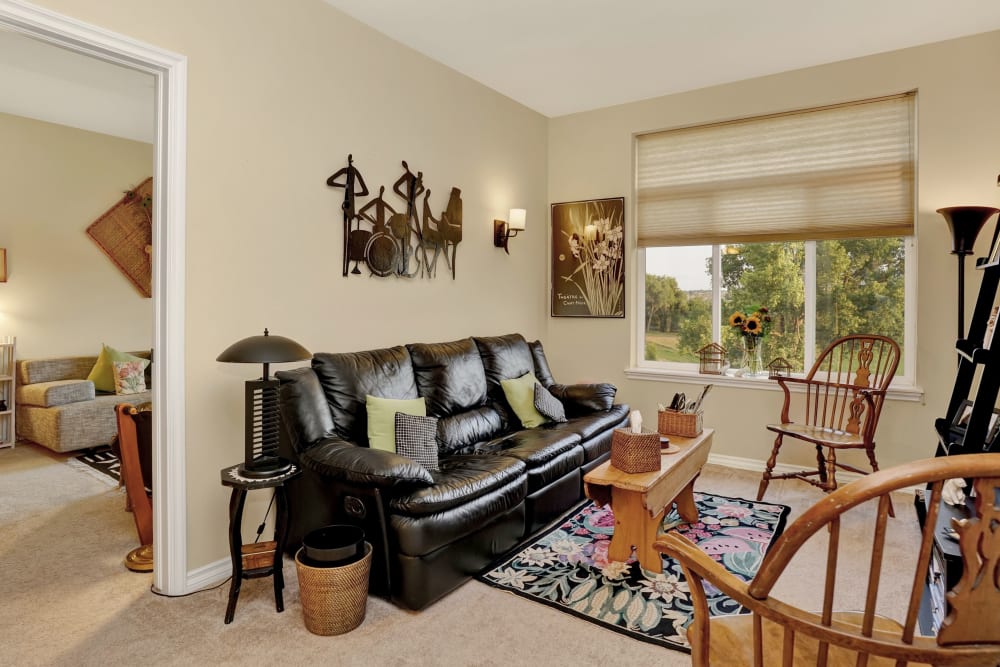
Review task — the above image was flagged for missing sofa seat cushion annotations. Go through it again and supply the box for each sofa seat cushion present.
[16,380,95,408]
[389,455,526,517]
[484,429,584,491]
[546,404,630,441]
[389,473,527,556]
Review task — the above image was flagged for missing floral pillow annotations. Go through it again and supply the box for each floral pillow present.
[113,359,149,395]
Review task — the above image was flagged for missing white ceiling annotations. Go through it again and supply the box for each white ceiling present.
[0,27,154,143]
[324,0,1000,117]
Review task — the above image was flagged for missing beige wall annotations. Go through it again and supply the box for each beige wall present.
[24,0,549,569]
[0,112,154,358]
[547,31,1000,473]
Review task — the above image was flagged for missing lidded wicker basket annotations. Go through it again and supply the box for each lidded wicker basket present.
[295,543,372,635]
[610,428,661,474]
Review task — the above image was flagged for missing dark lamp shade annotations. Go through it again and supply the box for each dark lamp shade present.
[937,206,1000,256]
[216,329,311,364]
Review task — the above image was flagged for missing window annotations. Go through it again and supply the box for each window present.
[636,94,915,382]
[643,239,911,377]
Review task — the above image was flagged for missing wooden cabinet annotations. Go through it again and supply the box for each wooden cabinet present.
[0,336,14,449]
[917,252,1000,633]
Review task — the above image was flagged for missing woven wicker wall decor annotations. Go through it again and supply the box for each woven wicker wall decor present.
[86,177,153,298]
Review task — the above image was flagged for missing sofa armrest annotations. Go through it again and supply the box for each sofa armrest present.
[548,382,617,415]
[301,436,434,489]
[16,379,95,408]
[277,366,335,453]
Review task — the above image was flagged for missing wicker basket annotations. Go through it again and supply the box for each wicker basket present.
[610,428,661,474]
[658,409,703,438]
[295,543,372,636]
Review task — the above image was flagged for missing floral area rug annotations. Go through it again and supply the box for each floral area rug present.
[478,493,790,652]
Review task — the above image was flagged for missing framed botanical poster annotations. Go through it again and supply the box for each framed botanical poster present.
[551,197,625,318]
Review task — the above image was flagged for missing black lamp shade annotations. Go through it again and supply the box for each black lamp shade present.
[937,206,1000,255]
[218,329,311,479]
[216,328,311,365]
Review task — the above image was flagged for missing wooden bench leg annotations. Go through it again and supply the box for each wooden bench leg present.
[608,488,664,574]
[675,478,700,523]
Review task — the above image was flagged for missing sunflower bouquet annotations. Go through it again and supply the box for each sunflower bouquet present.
[728,306,772,340]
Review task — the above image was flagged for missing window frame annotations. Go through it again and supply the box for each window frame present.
[630,237,921,402]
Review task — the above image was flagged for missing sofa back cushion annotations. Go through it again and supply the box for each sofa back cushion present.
[312,346,418,445]
[528,340,556,387]
[474,334,535,385]
[474,334,535,430]
[406,338,488,417]
[17,357,94,385]
[17,350,152,387]
[436,406,505,455]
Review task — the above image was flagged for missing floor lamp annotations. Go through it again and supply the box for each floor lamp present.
[937,206,1000,341]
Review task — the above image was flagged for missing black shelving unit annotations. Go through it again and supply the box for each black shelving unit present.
[917,255,1000,634]
[939,257,1000,456]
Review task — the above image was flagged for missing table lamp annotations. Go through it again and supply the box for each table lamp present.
[217,329,311,478]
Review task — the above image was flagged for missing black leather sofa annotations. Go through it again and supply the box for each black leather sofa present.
[277,333,629,610]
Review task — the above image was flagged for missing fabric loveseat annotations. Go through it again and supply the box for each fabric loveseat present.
[16,352,151,453]
[277,333,629,610]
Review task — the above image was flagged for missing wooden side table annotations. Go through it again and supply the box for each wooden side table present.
[220,462,301,624]
[583,428,713,573]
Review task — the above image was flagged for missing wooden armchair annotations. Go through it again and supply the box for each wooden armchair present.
[114,403,153,572]
[758,335,900,511]
[655,454,1000,666]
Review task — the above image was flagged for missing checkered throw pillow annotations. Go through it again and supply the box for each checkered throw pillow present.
[394,412,440,471]
[534,382,567,422]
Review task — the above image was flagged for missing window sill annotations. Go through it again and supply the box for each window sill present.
[623,366,924,403]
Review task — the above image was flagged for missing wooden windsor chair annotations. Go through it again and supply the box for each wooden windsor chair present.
[758,335,900,513]
[114,403,154,572]
[655,453,1000,666]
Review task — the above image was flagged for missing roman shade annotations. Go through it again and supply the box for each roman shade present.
[636,93,916,247]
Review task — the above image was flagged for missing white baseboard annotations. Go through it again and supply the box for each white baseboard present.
[707,453,923,496]
[186,557,231,593]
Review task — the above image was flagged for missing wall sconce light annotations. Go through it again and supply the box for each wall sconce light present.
[493,208,526,254]
[0,248,6,282]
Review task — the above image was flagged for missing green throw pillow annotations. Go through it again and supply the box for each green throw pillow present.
[366,395,426,452]
[500,372,548,429]
[87,344,146,393]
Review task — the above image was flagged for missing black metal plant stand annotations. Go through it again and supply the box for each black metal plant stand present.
[220,462,301,624]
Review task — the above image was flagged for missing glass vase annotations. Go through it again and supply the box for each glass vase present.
[742,336,766,378]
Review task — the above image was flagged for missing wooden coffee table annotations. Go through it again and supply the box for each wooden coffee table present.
[583,428,713,573]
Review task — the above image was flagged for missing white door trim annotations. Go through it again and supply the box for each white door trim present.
[0,0,189,595]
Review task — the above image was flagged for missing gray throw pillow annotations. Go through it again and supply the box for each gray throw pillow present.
[394,412,440,471]
[534,383,567,423]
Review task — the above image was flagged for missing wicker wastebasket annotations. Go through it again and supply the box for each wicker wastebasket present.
[295,542,372,635]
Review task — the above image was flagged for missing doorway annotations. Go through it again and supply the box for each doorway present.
[0,1,187,595]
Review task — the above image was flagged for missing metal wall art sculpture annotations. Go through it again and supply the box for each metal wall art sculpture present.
[327,155,462,279]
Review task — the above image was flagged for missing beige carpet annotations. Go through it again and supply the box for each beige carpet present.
[0,444,923,666]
